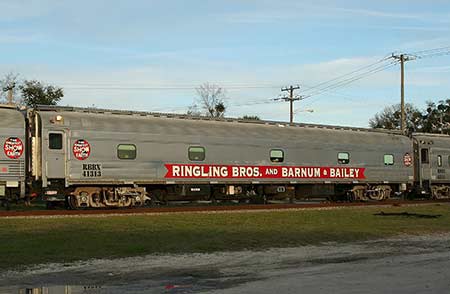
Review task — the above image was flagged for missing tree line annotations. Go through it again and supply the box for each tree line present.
[0,73,64,107]
[1,74,260,120]
[8,71,446,131]
[369,100,450,134]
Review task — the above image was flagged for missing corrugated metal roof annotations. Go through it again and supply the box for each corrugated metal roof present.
[35,104,404,135]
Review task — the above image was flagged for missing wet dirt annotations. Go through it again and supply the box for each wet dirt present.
[1,233,450,293]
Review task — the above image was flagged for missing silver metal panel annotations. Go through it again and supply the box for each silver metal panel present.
[413,133,450,184]
[45,131,66,179]
[36,109,414,185]
[0,106,26,183]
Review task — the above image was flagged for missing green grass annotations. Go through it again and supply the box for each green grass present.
[1,204,450,271]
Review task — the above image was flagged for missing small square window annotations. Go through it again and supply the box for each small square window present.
[270,149,284,163]
[189,146,205,161]
[117,144,136,159]
[384,154,394,165]
[49,133,62,150]
[338,152,350,164]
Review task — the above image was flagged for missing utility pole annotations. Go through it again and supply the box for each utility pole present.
[391,54,415,134]
[7,88,13,105]
[276,85,301,123]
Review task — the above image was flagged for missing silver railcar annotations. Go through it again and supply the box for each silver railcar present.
[30,106,414,208]
[0,105,26,205]
[413,133,450,198]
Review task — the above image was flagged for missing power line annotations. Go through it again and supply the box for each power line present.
[302,60,400,99]
[389,45,450,133]
[62,84,283,90]
[408,45,450,56]
[60,46,449,116]
[229,60,400,109]
[301,55,392,94]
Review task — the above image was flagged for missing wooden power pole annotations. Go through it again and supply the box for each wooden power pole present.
[277,85,301,123]
[7,88,13,105]
[392,54,415,133]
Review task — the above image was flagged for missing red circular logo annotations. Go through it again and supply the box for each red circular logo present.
[403,153,412,167]
[4,137,24,159]
[73,139,91,160]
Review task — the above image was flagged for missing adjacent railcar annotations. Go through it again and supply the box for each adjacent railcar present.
[412,133,450,198]
[0,105,26,204]
[30,106,414,208]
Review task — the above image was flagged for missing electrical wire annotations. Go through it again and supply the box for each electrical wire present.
[301,55,392,94]
[302,60,400,99]
[60,46,448,112]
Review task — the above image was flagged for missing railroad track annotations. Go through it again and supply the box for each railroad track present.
[1,199,449,218]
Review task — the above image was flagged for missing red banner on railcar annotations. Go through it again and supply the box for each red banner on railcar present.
[164,164,365,179]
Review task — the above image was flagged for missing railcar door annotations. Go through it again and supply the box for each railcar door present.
[419,147,430,188]
[46,131,66,179]
[413,140,420,185]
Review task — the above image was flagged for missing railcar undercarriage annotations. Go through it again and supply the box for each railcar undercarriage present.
[54,183,409,209]
[348,185,393,201]
[431,185,450,199]
[67,187,149,209]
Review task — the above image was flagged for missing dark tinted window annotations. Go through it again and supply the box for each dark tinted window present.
[270,149,284,163]
[117,144,136,159]
[189,146,205,161]
[338,152,350,164]
[49,133,62,150]
[421,149,429,164]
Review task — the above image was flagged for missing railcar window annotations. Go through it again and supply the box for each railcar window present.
[270,149,284,163]
[384,154,394,165]
[421,149,429,164]
[49,133,62,150]
[188,146,205,161]
[337,152,350,164]
[117,144,137,159]
[438,155,442,167]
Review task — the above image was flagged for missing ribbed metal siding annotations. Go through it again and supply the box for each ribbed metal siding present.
[0,159,25,180]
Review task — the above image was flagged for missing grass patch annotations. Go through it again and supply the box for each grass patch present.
[1,205,450,271]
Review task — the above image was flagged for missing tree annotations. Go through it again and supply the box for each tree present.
[20,80,63,107]
[369,103,424,132]
[239,115,261,120]
[190,83,227,118]
[422,100,450,134]
[0,73,20,105]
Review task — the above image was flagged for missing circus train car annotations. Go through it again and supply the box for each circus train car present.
[412,133,450,199]
[0,105,26,206]
[26,105,415,209]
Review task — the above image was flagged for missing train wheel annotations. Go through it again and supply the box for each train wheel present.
[211,196,217,205]
[67,195,78,210]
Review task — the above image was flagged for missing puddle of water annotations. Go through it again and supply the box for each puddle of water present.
[1,283,203,294]
[3,286,108,294]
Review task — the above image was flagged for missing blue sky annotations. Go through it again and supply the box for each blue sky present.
[1,0,450,127]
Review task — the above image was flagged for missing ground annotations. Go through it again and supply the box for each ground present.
[1,233,450,294]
